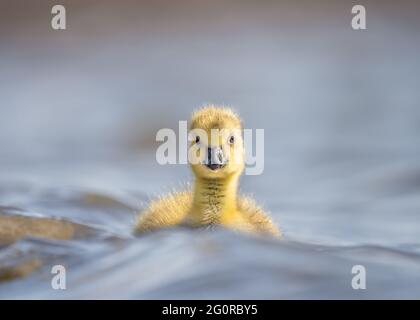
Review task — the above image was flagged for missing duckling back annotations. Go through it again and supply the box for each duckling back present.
[135,190,192,234]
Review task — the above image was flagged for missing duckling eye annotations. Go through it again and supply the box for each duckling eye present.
[228,135,235,144]
[195,136,200,144]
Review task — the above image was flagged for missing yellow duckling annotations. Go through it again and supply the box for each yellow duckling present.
[135,105,281,237]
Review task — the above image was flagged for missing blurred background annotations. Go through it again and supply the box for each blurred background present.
[0,0,419,299]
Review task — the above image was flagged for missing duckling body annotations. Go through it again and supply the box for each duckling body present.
[135,189,280,237]
[135,106,281,238]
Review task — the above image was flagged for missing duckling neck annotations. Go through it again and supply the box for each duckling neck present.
[190,175,239,225]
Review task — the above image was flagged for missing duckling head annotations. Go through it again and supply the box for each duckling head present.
[189,105,245,180]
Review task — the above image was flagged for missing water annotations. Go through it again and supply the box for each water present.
[0,0,420,299]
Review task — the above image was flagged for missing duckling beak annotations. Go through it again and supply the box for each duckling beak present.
[205,147,227,170]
